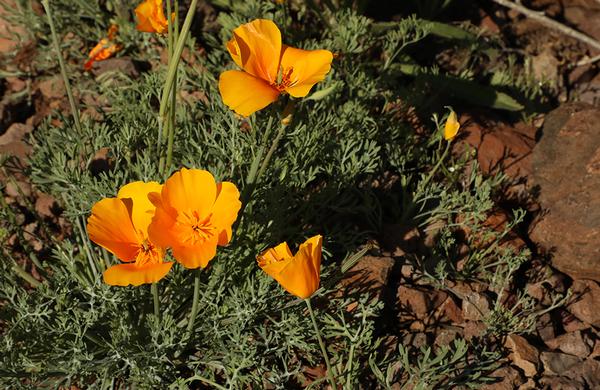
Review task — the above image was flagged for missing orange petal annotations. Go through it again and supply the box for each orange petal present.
[212,182,241,243]
[228,19,282,82]
[172,236,219,269]
[257,242,294,276]
[87,198,140,262]
[219,70,279,117]
[135,0,167,34]
[117,181,162,236]
[280,46,333,98]
[103,261,173,286]
[161,168,217,221]
[147,203,178,249]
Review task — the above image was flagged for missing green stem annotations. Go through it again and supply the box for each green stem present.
[305,298,338,389]
[420,141,451,190]
[256,122,286,181]
[158,0,198,122]
[185,269,202,337]
[151,283,160,319]
[164,1,180,174]
[41,0,82,133]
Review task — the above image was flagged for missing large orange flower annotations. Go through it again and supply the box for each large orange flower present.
[147,168,242,269]
[257,235,322,299]
[218,19,333,117]
[135,0,168,34]
[84,25,122,70]
[87,181,173,286]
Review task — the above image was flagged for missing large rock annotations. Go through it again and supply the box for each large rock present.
[530,103,600,281]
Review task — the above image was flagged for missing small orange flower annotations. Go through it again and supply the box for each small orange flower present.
[257,235,322,299]
[135,0,169,34]
[84,25,123,71]
[147,168,242,269]
[219,19,333,117]
[444,110,460,141]
[87,181,173,286]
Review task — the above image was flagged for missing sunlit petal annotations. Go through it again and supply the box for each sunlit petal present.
[87,198,140,262]
[103,262,173,286]
[229,19,282,82]
[280,46,333,98]
[219,70,280,117]
[117,181,162,236]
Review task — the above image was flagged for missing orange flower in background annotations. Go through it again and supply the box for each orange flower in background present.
[443,110,460,141]
[257,235,322,299]
[147,168,242,269]
[219,19,333,117]
[135,0,168,34]
[84,25,122,70]
[87,181,173,286]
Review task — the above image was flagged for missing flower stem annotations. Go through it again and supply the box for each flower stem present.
[420,140,451,190]
[158,0,197,123]
[164,0,180,174]
[305,298,337,389]
[256,121,286,181]
[185,269,202,338]
[151,282,160,319]
[41,0,81,133]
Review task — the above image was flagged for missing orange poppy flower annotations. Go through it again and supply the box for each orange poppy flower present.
[147,168,242,269]
[444,110,460,141]
[257,235,322,299]
[87,181,173,286]
[84,25,123,71]
[218,19,333,117]
[135,0,168,34]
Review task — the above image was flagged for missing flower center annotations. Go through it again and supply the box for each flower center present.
[273,66,297,92]
[135,239,161,267]
[178,210,216,245]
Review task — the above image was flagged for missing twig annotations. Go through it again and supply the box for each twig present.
[575,53,600,67]
[492,0,600,52]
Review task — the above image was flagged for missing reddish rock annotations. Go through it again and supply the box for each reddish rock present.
[545,331,590,358]
[343,255,394,310]
[505,334,540,377]
[397,285,447,321]
[463,321,486,340]
[540,352,581,375]
[34,193,58,219]
[530,103,600,281]
[458,117,535,179]
[481,366,524,390]
[567,279,600,327]
[462,292,491,322]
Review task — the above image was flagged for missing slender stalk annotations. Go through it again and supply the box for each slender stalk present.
[185,269,202,337]
[256,122,286,181]
[151,283,160,319]
[164,1,180,173]
[305,298,338,389]
[41,0,82,133]
[158,0,198,122]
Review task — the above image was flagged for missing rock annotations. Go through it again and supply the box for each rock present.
[530,103,600,281]
[434,328,460,347]
[458,117,535,179]
[540,352,581,375]
[505,334,540,377]
[34,193,58,219]
[567,279,600,327]
[37,77,65,100]
[481,366,524,390]
[463,321,486,341]
[435,296,463,324]
[545,331,590,358]
[0,1,27,54]
[462,292,491,321]
[343,255,394,310]
[536,313,556,342]
[539,375,584,390]
[0,123,32,146]
[397,285,447,321]
[531,49,559,84]
[90,57,140,78]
